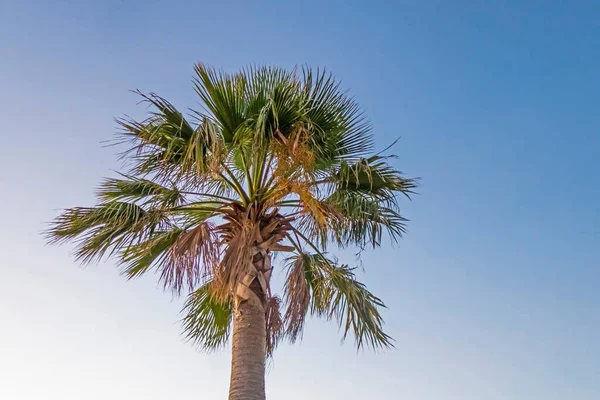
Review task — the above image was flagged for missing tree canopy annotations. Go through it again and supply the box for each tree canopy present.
[46,64,417,356]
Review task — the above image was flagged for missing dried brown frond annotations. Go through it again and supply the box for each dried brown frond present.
[213,218,255,302]
[214,204,295,302]
[265,295,284,357]
[256,208,295,252]
[283,255,311,342]
[162,221,221,293]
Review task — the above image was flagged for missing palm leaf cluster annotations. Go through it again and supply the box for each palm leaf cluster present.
[47,64,416,355]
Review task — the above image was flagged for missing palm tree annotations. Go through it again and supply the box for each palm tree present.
[46,64,416,400]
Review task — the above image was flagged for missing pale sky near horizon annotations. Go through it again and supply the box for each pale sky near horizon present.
[1,1,599,399]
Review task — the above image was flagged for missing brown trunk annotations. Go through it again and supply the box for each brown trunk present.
[224,209,286,400]
[228,288,267,400]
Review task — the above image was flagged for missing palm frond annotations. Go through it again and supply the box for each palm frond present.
[119,227,184,279]
[331,156,417,200]
[293,253,393,350]
[194,63,246,142]
[116,91,193,157]
[282,254,311,342]
[116,91,225,185]
[182,280,233,351]
[327,191,408,248]
[265,295,284,357]
[162,221,222,293]
[97,174,184,206]
[301,67,373,166]
[46,201,169,264]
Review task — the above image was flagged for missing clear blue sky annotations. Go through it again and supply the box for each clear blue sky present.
[1,1,598,399]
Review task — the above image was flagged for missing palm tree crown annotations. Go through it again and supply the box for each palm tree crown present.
[47,64,416,356]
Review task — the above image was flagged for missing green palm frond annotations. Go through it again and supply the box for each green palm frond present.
[327,191,408,248]
[47,201,170,264]
[182,280,233,351]
[284,252,393,350]
[98,174,184,206]
[294,189,410,251]
[314,260,393,350]
[301,67,373,166]
[193,64,246,142]
[243,65,296,125]
[120,227,184,279]
[332,156,417,200]
[117,91,224,183]
[116,92,192,157]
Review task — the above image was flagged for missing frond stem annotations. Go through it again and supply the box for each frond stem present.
[219,166,250,205]
[179,192,237,203]
[290,227,327,256]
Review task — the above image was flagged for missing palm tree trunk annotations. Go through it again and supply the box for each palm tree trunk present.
[228,292,266,400]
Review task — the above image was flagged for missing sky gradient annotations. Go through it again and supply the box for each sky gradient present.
[1,1,599,399]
